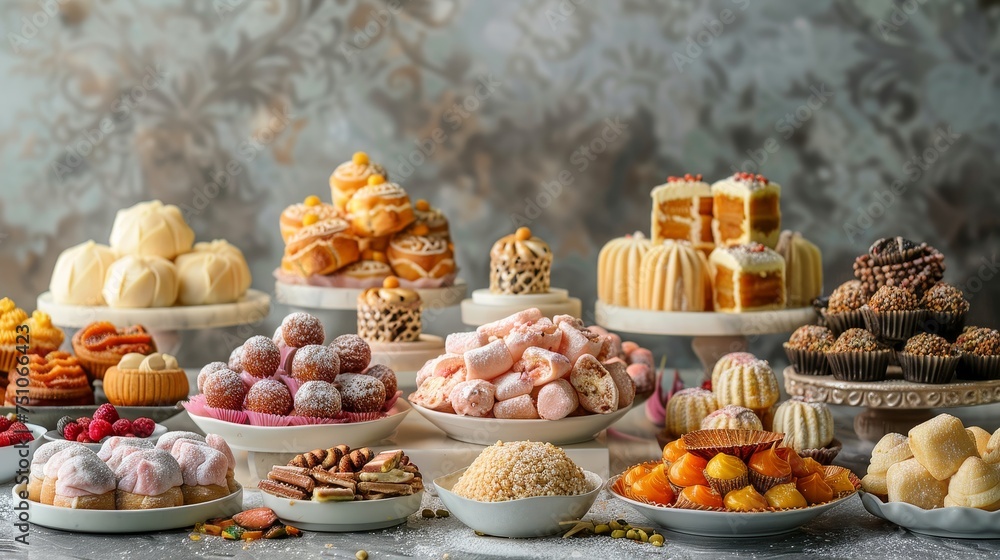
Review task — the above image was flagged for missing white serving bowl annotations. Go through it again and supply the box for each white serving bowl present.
[434,468,603,538]
[13,483,243,533]
[860,491,1000,539]
[187,401,411,452]
[0,423,46,483]
[43,423,168,452]
[409,401,632,446]
[261,489,424,532]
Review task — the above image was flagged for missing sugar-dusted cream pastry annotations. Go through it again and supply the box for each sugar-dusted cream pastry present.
[357,276,422,343]
[102,255,179,308]
[771,398,834,452]
[280,194,341,242]
[908,414,978,481]
[639,239,713,311]
[386,225,455,281]
[103,352,190,407]
[114,449,184,509]
[711,173,782,248]
[108,200,195,260]
[650,174,714,253]
[489,227,552,295]
[27,441,81,503]
[171,441,230,504]
[709,243,786,312]
[945,457,1000,510]
[775,230,822,308]
[175,240,252,305]
[346,175,415,238]
[52,452,116,509]
[49,240,118,305]
[886,458,948,509]
[281,218,361,277]
[329,151,388,212]
[597,232,654,307]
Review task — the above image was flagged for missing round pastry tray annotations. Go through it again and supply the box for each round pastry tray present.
[262,489,424,532]
[783,366,1000,410]
[275,279,467,311]
[594,300,817,336]
[36,289,271,330]
[461,288,582,326]
[860,491,1000,539]
[368,334,444,389]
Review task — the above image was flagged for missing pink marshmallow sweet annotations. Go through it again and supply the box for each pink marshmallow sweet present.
[621,341,640,355]
[172,442,229,487]
[464,339,514,381]
[97,436,154,462]
[557,322,602,363]
[553,314,584,330]
[604,359,636,409]
[503,319,563,360]
[206,434,237,470]
[155,431,206,452]
[492,394,539,419]
[493,371,534,401]
[628,348,654,368]
[627,363,654,394]
[570,354,620,414]
[410,367,468,412]
[448,379,496,417]
[55,453,116,498]
[516,347,572,386]
[445,331,487,354]
[536,379,579,420]
[477,308,544,339]
[115,449,183,497]
[415,353,465,387]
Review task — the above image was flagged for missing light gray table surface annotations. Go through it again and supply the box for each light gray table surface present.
[3,369,1000,560]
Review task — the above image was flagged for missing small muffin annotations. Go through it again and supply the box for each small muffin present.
[921,282,969,340]
[954,327,1000,380]
[292,380,342,419]
[337,373,386,413]
[103,353,190,406]
[783,325,835,375]
[898,333,959,384]
[861,285,924,343]
[822,280,867,335]
[825,328,890,382]
[357,276,422,343]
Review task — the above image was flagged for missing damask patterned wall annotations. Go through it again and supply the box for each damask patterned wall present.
[1,0,998,367]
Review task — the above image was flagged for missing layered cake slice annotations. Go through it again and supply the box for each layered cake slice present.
[650,174,714,254]
[709,243,786,312]
[711,173,781,248]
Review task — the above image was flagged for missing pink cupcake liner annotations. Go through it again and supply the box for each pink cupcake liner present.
[278,374,303,397]
[339,410,387,423]
[285,415,344,426]
[245,411,294,427]
[279,346,298,376]
[240,371,270,390]
[205,406,249,424]
[182,395,209,417]
[382,390,403,412]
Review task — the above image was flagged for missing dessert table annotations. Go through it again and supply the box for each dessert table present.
[4,369,1000,559]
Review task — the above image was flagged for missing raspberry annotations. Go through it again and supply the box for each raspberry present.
[124,433,137,438]
[62,423,83,441]
[6,422,32,444]
[88,419,113,442]
[132,417,155,438]
[76,417,92,429]
[0,416,11,432]
[112,419,132,436]
[76,433,92,443]
[56,416,74,434]
[93,404,120,425]
[0,434,11,447]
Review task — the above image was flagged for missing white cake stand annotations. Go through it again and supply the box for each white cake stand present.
[460,288,583,326]
[275,280,468,311]
[594,300,817,376]
[36,289,272,357]
[367,334,445,391]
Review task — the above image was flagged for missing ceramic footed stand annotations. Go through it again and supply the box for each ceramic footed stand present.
[460,288,582,326]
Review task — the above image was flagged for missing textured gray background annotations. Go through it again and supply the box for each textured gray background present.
[1,0,998,368]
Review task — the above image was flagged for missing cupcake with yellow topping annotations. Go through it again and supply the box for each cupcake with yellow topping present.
[329,151,388,212]
[357,277,421,343]
[489,227,552,295]
[723,485,769,512]
[279,194,340,242]
[703,452,749,497]
[0,298,30,374]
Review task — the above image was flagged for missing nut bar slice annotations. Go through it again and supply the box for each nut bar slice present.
[357,482,413,497]
[312,470,358,491]
[362,450,404,473]
[312,487,355,502]
[271,465,311,476]
[358,469,414,483]
[258,480,307,500]
[268,468,315,493]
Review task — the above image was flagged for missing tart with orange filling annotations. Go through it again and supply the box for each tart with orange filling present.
[667,452,709,492]
[72,322,157,381]
[723,485,769,512]
[796,472,834,505]
[631,464,675,505]
[674,484,723,510]
[661,438,687,466]
[703,452,749,497]
[748,444,792,492]
[623,463,654,487]
[763,482,808,509]
[3,351,94,406]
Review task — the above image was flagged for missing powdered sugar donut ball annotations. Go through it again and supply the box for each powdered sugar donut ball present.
[337,373,385,413]
[364,364,397,399]
[243,378,292,415]
[242,336,280,378]
[290,344,340,382]
[197,361,228,393]
[281,312,325,347]
[293,380,342,418]
[228,346,244,372]
[331,334,371,373]
[203,368,246,410]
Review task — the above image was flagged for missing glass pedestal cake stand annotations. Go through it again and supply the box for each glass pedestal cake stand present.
[784,366,1000,442]
[594,300,817,376]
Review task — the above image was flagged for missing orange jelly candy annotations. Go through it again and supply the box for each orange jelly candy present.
[680,484,724,509]
[794,457,825,478]
[632,464,675,505]
[662,439,687,464]
[724,485,769,512]
[748,445,792,478]
[763,482,808,509]
[668,453,709,488]
[825,469,855,495]
[775,447,806,476]
[796,472,834,505]
[623,463,653,487]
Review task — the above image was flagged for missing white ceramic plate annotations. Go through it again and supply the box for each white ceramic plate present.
[186,401,411,452]
[0,424,47,483]
[860,491,1000,539]
[0,405,185,430]
[43,423,168,452]
[13,483,243,533]
[408,400,633,446]
[261,489,423,532]
[434,468,603,538]
[595,300,817,336]
[609,475,857,537]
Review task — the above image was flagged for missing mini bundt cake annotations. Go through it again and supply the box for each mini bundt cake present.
[597,233,654,308]
[710,351,757,392]
[771,397,834,452]
[638,240,713,311]
[714,359,780,412]
[700,404,764,431]
[665,388,719,437]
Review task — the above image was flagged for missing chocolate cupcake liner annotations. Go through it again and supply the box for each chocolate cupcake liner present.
[955,353,1000,381]
[861,306,925,343]
[783,345,831,376]
[705,472,749,498]
[820,309,865,336]
[749,471,792,494]
[799,439,843,465]
[921,311,968,341]
[898,351,959,384]
[826,350,891,382]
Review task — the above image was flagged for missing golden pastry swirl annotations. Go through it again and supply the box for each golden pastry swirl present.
[26,352,90,389]
[23,311,64,350]
[0,298,29,345]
